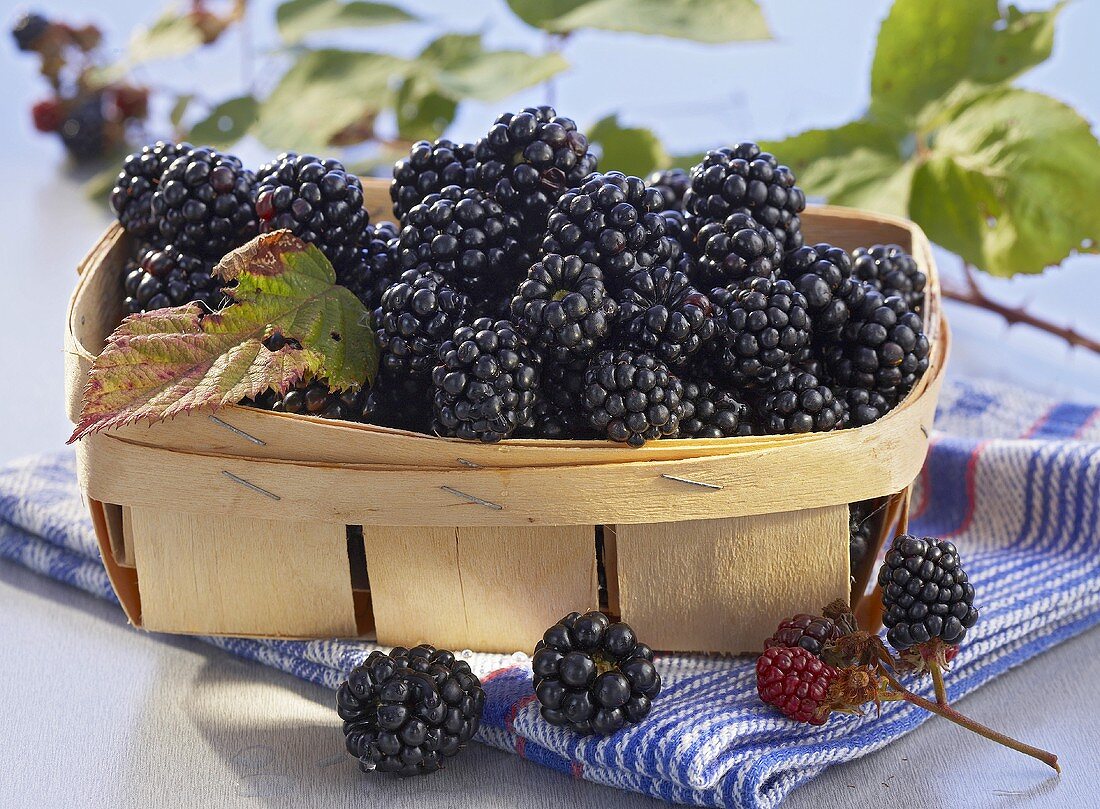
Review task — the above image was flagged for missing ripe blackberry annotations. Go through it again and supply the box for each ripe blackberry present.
[765,615,842,659]
[703,278,811,388]
[243,376,371,422]
[510,253,615,363]
[840,385,896,427]
[365,369,433,433]
[756,646,837,725]
[693,211,781,289]
[582,349,684,446]
[432,319,541,443]
[12,12,50,51]
[336,221,399,311]
[474,106,597,236]
[523,359,592,439]
[337,644,485,777]
[824,284,930,400]
[59,95,106,161]
[122,243,227,314]
[852,244,927,313]
[617,266,716,367]
[645,167,690,212]
[532,611,661,735]
[150,147,257,258]
[660,209,700,270]
[781,243,865,334]
[683,143,806,251]
[254,153,366,269]
[542,171,673,290]
[680,380,748,438]
[878,535,978,650]
[391,139,477,223]
[395,185,528,306]
[849,500,876,572]
[377,270,471,379]
[757,370,844,434]
[110,141,193,239]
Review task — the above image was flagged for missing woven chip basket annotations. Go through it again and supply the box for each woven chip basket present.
[64,180,948,654]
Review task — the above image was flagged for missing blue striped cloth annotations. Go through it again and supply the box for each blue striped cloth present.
[2,377,1098,808]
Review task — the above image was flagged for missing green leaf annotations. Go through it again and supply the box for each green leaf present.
[588,115,668,177]
[70,232,377,442]
[505,0,587,30]
[129,8,206,64]
[276,0,416,44]
[251,49,409,151]
[394,75,457,141]
[169,94,195,130]
[549,0,770,42]
[188,96,258,148]
[871,0,1063,126]
[909,88,1100,276]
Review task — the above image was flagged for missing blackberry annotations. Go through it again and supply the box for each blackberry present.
[59,95,106,161]
[660,209,699,270]
[255,153,366,269]
[122,243,228,314]
[582,349,684,447]
[616,266,716,367]
[12,12,49,51]
[878,535,978,650]
[395,185,528,306]
[781,243,865,334]
[848,500,876,572]
[703,278,811,388]
[680,380,748,438]
[532,611,661,735]
[824,284,930,400]
[243,376,371,422]
[683,143,806,251]
[757,370,844,434]
[765,614,841,659]
[110,141,193,239]
[525,358,593,439]
[852,244,927,313]
[645,167,690,212]
[432,319,541,443]
[542,171,673,290]
[337,644,485,777]
[756,646,837,725]
[474,106,597,236]
[365,369,433,433]
[337,221,399,311]
[692,211,781,289]
[840,385,895,427]
[510,253,616,363]
[150,147,257,258]
[391,139,477,223]
[377,270,471,379]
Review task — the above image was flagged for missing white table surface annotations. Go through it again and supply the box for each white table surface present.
[3,1,1100,806]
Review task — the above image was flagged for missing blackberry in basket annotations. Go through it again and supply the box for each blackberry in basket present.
[337,645,485,777]
[542,171,673,291]
[377,270,471,379]
[841,385,896,427]
[391,139,477,223]
[692,211,781,290]
[522,358,593,439]
[110,141,193,239]
[254,153,367,270]
[150,147,257,258]
[122,243,228,314]
[336,221,399,312]
[645,167,691,212]
[680,380,749,438]
[510,253,617,363]
[532,611,661,735]
[616,265,716,367]
[581,349,684,446]
[757,369,845,434]
[852,244,927,314]
[474,106,597,237]
[781,243,865,334]
[683,143,805,252]
[366,369,434,433]
[242,375,371,422]
[432,319,542,443]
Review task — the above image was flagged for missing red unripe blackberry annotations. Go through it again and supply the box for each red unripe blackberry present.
[756,646,837,725]
[391,139,477,223]
[765,615,842,658]
[31,97,63,133]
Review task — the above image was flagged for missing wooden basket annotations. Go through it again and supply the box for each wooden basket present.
[64,180,948,654]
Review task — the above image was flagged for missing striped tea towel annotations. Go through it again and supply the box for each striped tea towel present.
[1,376,1098,808]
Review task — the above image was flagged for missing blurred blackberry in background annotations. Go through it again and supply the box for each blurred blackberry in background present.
[680,380,749,438]
[683,143,805,251]
[475,106,597,239]
[510,253,616,363]
[757,369,844,434]
[432,319,541,443]
[122,243,227,314]
[243,375,371,422]
[12,11,50,51]
[151,147,257,258]
[110,141,193,239]
[391,139,477,223]
[542,171,672,291]
[693,211,782,289]
[337,221,398,312]
[852,244,927,314]
[617,265,716,367]
[646,168,690,212]
[377,270,471,379]
[781,243,864,334]
[582,349,684,446]
[254,153,366,269]
[58,94,106,161]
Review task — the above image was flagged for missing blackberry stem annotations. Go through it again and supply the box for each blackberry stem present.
[929,659,949,706]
